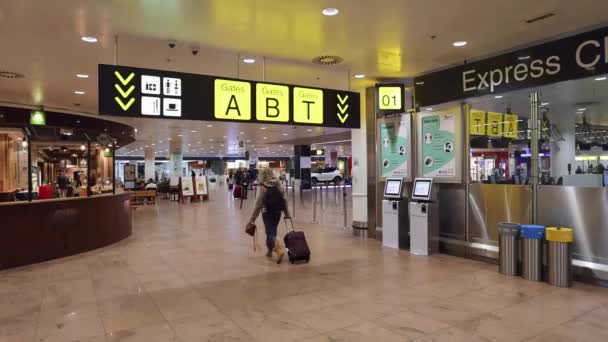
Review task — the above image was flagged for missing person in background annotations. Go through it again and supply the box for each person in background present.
[57,170,69,198]
[145,178,158,190]
[241,168,250,199]
[247,168,290,263]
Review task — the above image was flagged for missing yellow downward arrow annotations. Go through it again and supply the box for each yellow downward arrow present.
[114,84,135,98]
[337,113,349,124]
[337,94,349,105]
[114,71,135,86]
[337,103,349,113]
[114,97,135,111]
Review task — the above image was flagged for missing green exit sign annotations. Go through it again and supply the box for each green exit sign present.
[30,110,46,125]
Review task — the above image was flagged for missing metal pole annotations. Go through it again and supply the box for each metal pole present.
[112,145,116,194]
[86,140,91,197]
[319,183,323,209]
[343,186,347,229]
[311,185,318,224]
[26,135,32,202]
[463,103,471,257]
[263,56,266,82]
[291,178,296,218]
[114,35,118,65]
[530,92,539,223]
[300,183,305,208]
[236,52,240,79]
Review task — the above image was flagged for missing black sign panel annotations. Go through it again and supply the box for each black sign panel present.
[98,64,360,129]
[414,26,608,107]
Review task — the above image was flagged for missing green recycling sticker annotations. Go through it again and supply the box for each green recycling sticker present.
[380,115,410,178]
[421,113,456,177]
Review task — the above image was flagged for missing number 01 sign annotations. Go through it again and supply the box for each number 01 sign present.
[376,84,405,113]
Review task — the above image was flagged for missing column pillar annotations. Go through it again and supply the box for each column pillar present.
[294,145,311,189]
[351,88,369,233]
[169,139,183,178]
[328,150,338,168]
[144,147,155,181]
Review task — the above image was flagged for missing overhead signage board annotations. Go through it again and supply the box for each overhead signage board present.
[376,84,405,113]
[98,64,360,129]
[414,26,608,107]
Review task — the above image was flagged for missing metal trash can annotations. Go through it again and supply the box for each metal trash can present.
[520,225,545,282]
[546,227,574,287]
[498,222,521,276]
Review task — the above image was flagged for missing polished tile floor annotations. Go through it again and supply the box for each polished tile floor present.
[1,185,607,341]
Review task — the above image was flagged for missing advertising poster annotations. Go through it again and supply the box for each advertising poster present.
[196,176,208,195]
[181,177,194,196]
[380,115,410,179]
[421,113,456,177]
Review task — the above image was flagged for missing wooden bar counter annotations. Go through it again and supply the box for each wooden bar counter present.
[0,193,132,270]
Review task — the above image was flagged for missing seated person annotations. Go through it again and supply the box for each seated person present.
[145,178,158,190]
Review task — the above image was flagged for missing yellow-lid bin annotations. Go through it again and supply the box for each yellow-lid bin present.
[546,227,574,243]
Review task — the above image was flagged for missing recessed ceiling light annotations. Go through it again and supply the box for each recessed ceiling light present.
[191,130,197,133]
[76,74,89,78]
[243,58,256,64]
[541,102,549,106]
[595,76,607,81]
[177,134,183,137]
[425,107,433,111]
[81,36,98,43]
[578,108,586,111]
[415,81,425,85]
[494,95,503,99]
[261,127,266,130]
[74,90,85,95]
[206,124,213,127]
[240,132,244,135]
[263,137,267,139]
[209,138,214,141]
[518,56,531,61]
[283,133,288,136]
[354,74,365,79]
[307,129,313,132]
[453,41,467,47]
[322,8,339,16]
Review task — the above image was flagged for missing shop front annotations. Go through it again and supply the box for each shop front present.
[411,25,608,285]
[0,106,135,269]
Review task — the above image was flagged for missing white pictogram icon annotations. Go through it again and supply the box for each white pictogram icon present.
[163,77,182,96]
[141,96,161,116]
[141,75,160,95]
[163,98,182,117]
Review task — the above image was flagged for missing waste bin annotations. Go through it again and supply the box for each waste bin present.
[498,222,521,276]
[520,225,545,282]
[546,227,574,287]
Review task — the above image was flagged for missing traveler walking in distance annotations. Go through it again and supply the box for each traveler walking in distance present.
[248,168,290,263]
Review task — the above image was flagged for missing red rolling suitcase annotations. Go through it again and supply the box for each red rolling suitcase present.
[283,219,310,264]
[233,184,242,198]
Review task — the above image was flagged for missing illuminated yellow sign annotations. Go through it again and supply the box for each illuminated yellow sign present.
[470,111,486,135]
[503,114,519,139]
[293,87,323,124]
[377,86,403,111]
[256,83,289,122]
[487,112,503,137]
[214,79,251,120]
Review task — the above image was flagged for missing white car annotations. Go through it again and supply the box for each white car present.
[311,167,342,185]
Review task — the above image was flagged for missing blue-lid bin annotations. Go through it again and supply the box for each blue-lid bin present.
[520,225,545,240]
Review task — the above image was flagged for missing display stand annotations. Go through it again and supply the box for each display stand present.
[179,176,195,203]
[193,176,209,202]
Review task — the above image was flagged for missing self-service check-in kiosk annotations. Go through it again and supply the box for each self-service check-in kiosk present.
[382,178,409,249]
[409,178,439,255]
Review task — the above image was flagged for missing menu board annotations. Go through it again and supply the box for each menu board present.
[379,114,411,179]
[421,113,456,177]
[196,176,208,195]
[124,164,136,190]
[181,177,194,196]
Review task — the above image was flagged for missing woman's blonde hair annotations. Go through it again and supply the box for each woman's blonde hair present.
[258,168,275,183]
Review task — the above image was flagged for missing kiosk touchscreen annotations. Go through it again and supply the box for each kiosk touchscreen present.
[381,178,408,250]
[409,178,438,256]
[411,178,433,201]
[384,178,404,199]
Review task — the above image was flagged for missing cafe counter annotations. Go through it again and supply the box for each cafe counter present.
[0,193,132,269]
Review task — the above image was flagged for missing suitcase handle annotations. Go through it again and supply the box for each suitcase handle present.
[284,217,295,232]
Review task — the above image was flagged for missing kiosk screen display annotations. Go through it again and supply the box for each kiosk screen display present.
[384,179,402,197]
[413,180,432,198]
